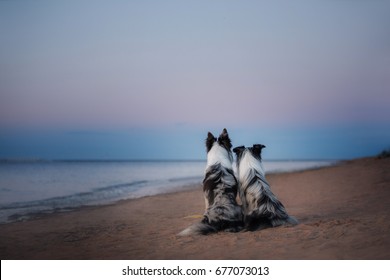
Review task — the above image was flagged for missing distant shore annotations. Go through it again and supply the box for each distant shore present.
[0,157,389,259]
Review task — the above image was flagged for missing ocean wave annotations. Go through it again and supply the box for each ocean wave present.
[0,177,202,224]
[0,180,150,211]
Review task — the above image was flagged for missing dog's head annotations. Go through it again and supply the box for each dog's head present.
[205,128,234,166]
[233,144,266,165]
[206,128,232,153]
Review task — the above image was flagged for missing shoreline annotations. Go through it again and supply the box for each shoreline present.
[0,157,389,259]
[4,186,203,225]
[1,183,203,225]
[0,160,337,225]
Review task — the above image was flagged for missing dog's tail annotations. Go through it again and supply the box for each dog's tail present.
[244,214,271,231]
[178,221,217,236]
[270,215,299,227]
[286,216,299,225]
[244,213,298,231]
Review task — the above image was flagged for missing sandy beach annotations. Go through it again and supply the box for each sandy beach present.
[0,157,389,260]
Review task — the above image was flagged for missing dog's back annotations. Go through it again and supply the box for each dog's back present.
[179,129,243,236]
[233,144,298,230]
[202,162,243,231]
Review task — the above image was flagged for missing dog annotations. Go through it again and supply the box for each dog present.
[179,128,243,235]
[233,144,298,230]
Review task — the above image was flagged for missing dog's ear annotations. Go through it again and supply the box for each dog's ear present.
[206,132,216,152]
[207,132,215,139]
[252,144,266,158]
[221,128,228,137]
[233,146,245,156]
[218,128,232,150]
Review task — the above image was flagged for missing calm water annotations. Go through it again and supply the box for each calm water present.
[0,160,335,223]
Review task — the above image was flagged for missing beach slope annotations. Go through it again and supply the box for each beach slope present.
[0,157,389,259]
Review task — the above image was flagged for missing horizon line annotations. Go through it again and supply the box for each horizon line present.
[0,157,349,163]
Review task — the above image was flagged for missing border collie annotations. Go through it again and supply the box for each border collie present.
[233,144,298,230]
[179,129,243,236]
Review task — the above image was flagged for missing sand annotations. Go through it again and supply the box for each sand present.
[0,157,389,260]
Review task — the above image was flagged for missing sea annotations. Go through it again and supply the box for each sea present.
[0,160,336,224]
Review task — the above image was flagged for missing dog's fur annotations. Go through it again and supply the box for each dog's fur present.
[233,144,298,230]
[179,129,243,236]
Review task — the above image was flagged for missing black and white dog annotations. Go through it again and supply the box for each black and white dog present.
[233,144,298,230]
[179,129,243,235]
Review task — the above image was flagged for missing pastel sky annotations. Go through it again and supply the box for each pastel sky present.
[1,0,389,160]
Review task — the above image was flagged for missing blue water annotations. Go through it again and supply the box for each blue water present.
[0,160,335,223]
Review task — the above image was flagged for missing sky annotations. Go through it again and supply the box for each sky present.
[0,0,389,160]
